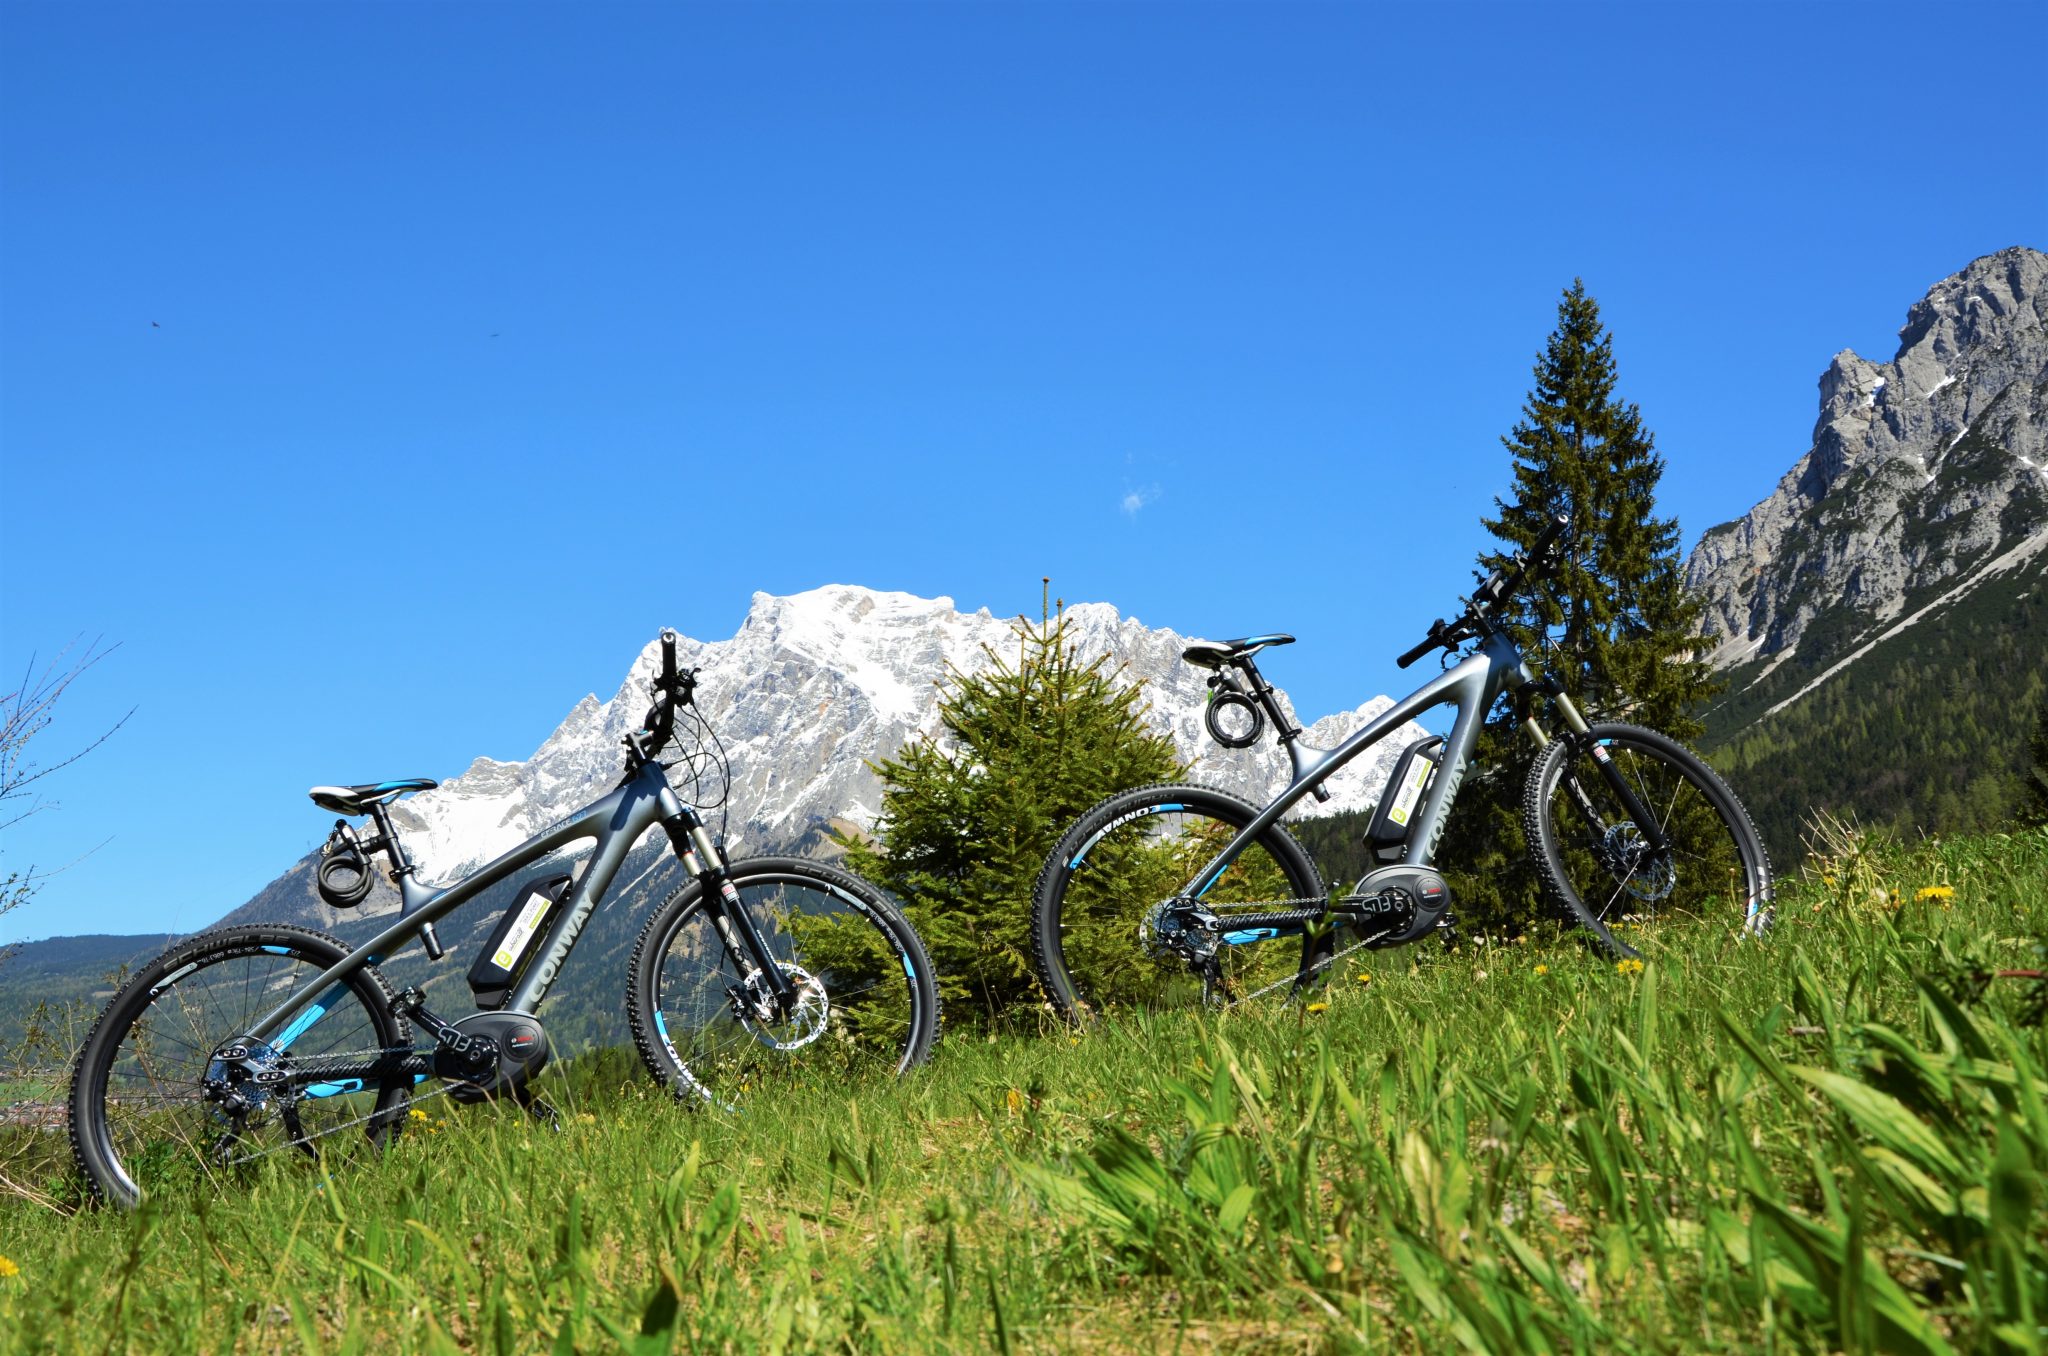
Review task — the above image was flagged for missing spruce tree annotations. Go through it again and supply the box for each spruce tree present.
[1441,280,1721,924]
[841,589,1183,1024]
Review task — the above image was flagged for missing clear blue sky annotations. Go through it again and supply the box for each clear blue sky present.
[2,1,2042,945]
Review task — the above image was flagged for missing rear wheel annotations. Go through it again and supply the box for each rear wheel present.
[1523,722,1773,959]
[626,857,939,1108]
[67,925,412,1208]
[1030,783,1328,1022]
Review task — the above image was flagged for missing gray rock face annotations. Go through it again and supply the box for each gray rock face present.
[369,586,1427,891]
[1686,247,2048,670]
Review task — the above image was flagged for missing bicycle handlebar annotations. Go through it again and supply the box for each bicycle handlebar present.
[635,630,697,756]
[1392,514,1572,668]
[1396,620,1451,670]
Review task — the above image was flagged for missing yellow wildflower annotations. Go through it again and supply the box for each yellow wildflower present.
[1005,1087,1023,1115]
[1355,972,1372,985]
[1615,958,1645,977]
[1913,886,1955,903]
[408,1108,427,1121]
[1305,1001,1330,1014]
[1533,964,1549,976]
[0,1255,19,1279]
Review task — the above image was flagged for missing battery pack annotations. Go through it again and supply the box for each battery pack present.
[1364,735,1445,864]
[467,874,574,1009]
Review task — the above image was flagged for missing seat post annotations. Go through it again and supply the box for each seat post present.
[365,801,417,878]
[1233,656,1303,745]
[366,798,445,959]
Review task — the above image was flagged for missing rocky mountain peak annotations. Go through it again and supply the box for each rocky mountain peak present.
[1686,246,2048,672]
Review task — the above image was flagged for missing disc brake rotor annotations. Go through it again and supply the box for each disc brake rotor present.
[734,962,830,1051]
[1600,822,1676,901]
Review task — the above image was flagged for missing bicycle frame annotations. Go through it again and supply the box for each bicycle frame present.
[239,759,733,1054]
[1187,630,1564,903]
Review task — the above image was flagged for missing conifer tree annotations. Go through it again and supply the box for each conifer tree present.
[841,588,1183,1023]
[1441,280,1721,924]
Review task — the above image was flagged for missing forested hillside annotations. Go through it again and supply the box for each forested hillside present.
[1703,538,2048,862]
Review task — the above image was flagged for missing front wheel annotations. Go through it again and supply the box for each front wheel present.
[1522,722,1773,959]
[1030,783,1328,1023]
[626,857,939,1108]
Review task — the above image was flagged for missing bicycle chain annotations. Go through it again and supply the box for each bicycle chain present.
[1201,894,1359,914]
[217,1048,456,1167]
[1175,893,1413,1008]
[1228,933,1390,1007]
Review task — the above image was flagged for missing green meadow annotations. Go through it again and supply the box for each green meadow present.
[2,824,2043,1353]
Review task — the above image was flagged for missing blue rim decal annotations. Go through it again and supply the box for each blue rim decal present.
[261,945,291,955]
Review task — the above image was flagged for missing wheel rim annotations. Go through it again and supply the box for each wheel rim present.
[647,873,921,1108]
[1543,738,1760,944]
[88,944,403,1202]
[1050,805,1317,1015]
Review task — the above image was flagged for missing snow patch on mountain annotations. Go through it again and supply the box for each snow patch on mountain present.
[386,585,1428,882]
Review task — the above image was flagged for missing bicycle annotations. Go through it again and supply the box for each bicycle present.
[1029,515,1773,1019]
[68,632,940,1207]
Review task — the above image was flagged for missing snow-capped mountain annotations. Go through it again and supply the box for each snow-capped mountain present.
[379,585,1424,888]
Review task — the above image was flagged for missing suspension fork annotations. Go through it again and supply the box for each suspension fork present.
[659,808,799,1010]
[1533,682,1672,854]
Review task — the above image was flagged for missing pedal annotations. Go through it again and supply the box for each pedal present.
[520,1092,562,1132]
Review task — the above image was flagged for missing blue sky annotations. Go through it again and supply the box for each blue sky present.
[2,1,2042,945]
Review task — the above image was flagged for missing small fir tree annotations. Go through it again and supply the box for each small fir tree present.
[842,587,1184,1023]
[1441,280,1722,924]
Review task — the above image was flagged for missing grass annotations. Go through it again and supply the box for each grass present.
[1,824,2044,1353]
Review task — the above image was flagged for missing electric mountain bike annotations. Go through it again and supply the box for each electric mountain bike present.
[1030,515,1773,1020]
[68,632,940,1207]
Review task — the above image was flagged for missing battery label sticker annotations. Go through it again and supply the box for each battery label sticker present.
[1387,758,1434,827]
[493,893,555,971]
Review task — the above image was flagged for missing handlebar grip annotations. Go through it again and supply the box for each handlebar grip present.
[1533,513,1570,559]
[659,629,679,688]
[1396,621,1444,669]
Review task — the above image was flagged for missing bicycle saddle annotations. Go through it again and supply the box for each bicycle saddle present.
[308,779,439,815]
[1179,633,1295,670]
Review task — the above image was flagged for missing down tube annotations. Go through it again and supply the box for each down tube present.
[501,772,676,1013]
[1185,651,1501,893]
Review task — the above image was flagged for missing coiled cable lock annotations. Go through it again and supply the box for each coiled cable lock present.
[1203,675,1265,749]
[316,821,376,908]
